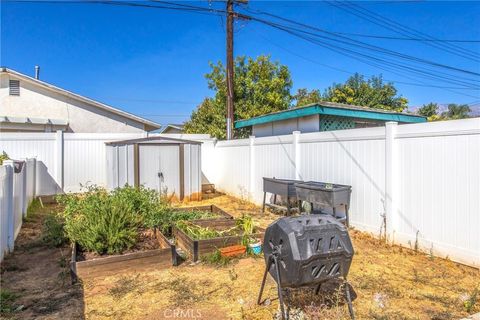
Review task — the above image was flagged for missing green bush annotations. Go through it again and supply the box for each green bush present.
[58,186,142,254]
[42,213,67,247]
[111,185,171,230]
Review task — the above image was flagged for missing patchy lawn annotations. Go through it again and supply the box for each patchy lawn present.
[0,201,84,320]
[1,194,479,320]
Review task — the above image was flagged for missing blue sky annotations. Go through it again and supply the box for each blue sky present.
[2,1,479,126]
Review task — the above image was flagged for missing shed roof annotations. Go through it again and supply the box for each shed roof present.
[105,136,202,146]
[235,102,426,129]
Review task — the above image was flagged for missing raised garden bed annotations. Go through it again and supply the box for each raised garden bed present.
[173,219,265,262]
[70,228,177,282]
[171,204,233,219]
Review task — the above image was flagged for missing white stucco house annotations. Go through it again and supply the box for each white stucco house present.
[159,124,184,134]
[0,67,161,133]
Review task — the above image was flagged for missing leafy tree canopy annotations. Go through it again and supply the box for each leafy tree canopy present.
[416,102,471,121]
[184,55,292,139]
[322,73,408,112]
[293,88,322,107]
[417,102,439,121]
[442,103,471,120]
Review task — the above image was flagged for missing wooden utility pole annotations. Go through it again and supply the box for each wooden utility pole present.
[226,0,234,140]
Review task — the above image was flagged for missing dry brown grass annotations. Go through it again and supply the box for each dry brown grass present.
[82,194,480,320]
[1,194,479,320]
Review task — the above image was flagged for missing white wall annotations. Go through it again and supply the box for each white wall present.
[203,118,480,268]
[252,115,320,137]
[0,72,148,133]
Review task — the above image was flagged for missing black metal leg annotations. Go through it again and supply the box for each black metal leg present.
[257,258,272,305]
[273,255,287,320]
[315,283,322,295]
[273,194,277,205]
[344,280,355,320]
[345,204,350,227]
[333,206,336,219]
[262,192,267,213]
[297,200,302,214]
[286,202,291,216]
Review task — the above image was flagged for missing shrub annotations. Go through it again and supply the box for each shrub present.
[42,213,67,247]
[58,186,142,254]
[111,185,171,230]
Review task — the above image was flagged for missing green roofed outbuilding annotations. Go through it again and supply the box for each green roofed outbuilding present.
[234,102,426,137]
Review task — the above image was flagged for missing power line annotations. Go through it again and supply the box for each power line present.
[242,13,480,90]
[327,1,480,61]
[10,0,479,98]
[242,7,480,77]
[256,32,478,91]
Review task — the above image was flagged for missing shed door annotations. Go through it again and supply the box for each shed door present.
[139,145,180,198]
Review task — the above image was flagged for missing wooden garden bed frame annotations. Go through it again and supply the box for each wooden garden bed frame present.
[70,204,235,281]
[173,219,265,262]
[70,230,177,282]
[171,204,234,219]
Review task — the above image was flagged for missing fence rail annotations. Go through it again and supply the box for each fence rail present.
[0,159,36,261]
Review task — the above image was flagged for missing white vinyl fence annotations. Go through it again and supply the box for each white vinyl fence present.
[202,118,480,268]
[0,119,478,267]
[0,158,37,261]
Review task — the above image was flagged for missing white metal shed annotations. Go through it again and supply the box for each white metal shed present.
[105,136,202,201]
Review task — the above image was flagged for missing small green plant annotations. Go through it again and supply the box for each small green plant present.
[42,213,67,247]
[0,151,9,165]
[26,198,41,217]
[463,289,478,313]
[201,249,231,266]
[0,288,19,314]
[176,221,239,240]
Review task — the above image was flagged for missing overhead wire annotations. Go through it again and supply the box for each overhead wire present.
[327,1,480,61]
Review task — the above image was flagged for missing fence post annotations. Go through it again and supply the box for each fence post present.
[3,160,15,252]
[385,122,398,242]
[249,135,256,200]
[55,130,64,191]
[21,160,27,217]
[32,158,37,199]
[293,131,301,180]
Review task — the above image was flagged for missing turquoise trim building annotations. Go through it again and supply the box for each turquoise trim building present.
[235,102,426,137]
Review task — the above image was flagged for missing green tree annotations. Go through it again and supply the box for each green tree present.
[441,103,471,120]
[293,88,322,107]
[417,102,440,121]
[184,55,293,139]
[322,73,408,112]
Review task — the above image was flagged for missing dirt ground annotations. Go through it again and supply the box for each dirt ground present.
[1,194,479,320]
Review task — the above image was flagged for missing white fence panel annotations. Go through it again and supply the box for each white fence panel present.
[0,158,37,262]
[394,119,480,267]
[252,136,296,203]
[214,140,251,197]
[0,165,13,261]
[0,133,57,195]
[299,128,386,233]
[12,162,25,239]
[63,133,140,192]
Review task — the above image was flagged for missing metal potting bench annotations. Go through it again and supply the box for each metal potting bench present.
[262,177,303,215]
[294,181,352,227]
